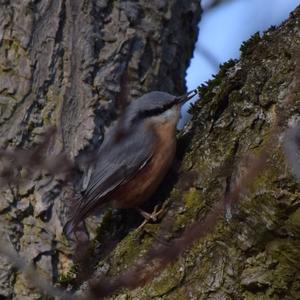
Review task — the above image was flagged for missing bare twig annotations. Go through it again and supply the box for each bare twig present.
[202,0,235,11]
[282,50,300,182]
[196,45,220,71]
[85,201,224,299]
[0,127,76,186]
[0,236,76,300]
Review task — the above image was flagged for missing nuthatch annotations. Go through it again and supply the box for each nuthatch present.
[64,89,197,235]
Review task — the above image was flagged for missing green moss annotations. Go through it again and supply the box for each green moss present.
[109,230,155,273]
[1,39,24,60]
[147,262,185,297]
[241,239,300,299]
[175,187,205,228]
[189,59,237,116]
[240,32,261,57]
[215,59,238,81]
[266,239,300,295]
[183,187,201,209]
[57,264,78,287]
[285,208,300,236]
[243,292,273,300]
[93,9,300,299]
[95,209,114,239]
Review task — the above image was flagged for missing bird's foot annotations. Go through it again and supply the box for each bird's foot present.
[136,202,168,231]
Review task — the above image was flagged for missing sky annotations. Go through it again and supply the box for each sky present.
[180,0,300,125]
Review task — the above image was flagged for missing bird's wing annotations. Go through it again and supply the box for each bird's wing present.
[64,125,155,234]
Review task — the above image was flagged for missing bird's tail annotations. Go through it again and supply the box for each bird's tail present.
[63,219,77,237]
[63,218,90,243]
[63,192,84,237]
[63,192,107,238]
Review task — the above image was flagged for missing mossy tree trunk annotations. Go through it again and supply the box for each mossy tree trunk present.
[0,1,200,298]
[2,1,300,300]
[84,6,300,300]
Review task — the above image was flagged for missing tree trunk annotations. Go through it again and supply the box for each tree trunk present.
[81,6,300,300]
[0,1,200,298]
[2,1,300,300]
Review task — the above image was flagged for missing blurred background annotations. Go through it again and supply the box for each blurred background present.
[180,0,300,126]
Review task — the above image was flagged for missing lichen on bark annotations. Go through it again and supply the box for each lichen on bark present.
[1,1,300,299]
[87,6,300,299]
[0,1,200,298]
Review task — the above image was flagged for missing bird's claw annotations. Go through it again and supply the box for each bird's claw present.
[136,202,168,231]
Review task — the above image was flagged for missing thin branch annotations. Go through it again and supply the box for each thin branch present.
[0,236,76,300]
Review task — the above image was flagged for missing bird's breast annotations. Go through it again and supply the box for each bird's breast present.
[111,121,177,208]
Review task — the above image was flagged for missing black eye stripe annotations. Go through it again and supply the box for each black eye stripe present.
[133,101,176,123]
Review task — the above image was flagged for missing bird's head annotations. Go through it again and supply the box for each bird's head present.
[123,90,197,127]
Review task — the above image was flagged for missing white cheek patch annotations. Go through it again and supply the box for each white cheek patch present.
[161,106,180,122]
[150,106,180,125]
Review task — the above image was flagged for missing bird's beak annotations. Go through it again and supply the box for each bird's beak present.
[176,89,198,105]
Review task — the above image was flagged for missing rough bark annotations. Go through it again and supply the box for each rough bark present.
[83,6,300,300]
[0,1,200,298]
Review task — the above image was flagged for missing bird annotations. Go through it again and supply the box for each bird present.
[64,89,197,236]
